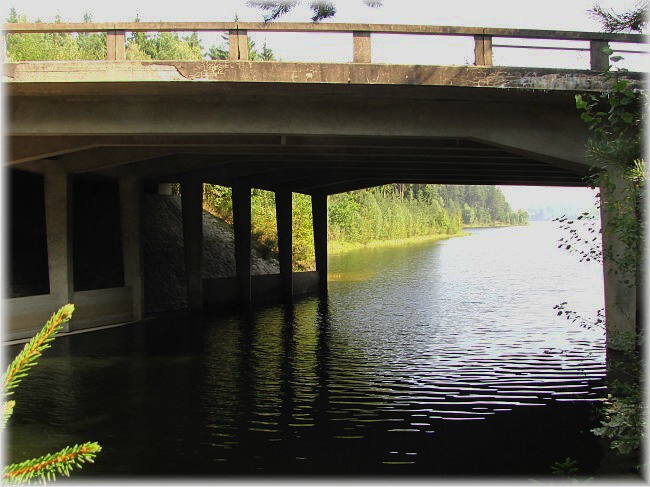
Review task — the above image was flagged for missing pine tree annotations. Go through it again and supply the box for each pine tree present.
[1,305,101,484]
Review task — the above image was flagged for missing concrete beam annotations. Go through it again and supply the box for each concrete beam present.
[311,193,328,294]
[5,60,644,91]
[119,172,144,320]
[43,166,74,329]
[5,87,595,170]
[275,190,293,301]
[181,177,203,310]
[232,184,252,304]
[59,147,178,173]
[7,136,99,165]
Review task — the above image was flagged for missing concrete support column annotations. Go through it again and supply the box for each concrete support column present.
[275,190,293,301]
[311,193,328,294]
[44,167,74,330]
[181,178,203,310]
[233,185,252,304]
[119,173,144,321]
[600,177,637,351]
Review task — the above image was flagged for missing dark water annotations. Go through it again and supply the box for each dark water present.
[5,222,609,478]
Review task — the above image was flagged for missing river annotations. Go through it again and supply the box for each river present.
[5,221,608,478]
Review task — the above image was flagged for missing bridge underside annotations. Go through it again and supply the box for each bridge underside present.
[6,62,633,349]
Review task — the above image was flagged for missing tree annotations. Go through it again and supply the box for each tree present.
[2,306,101,484]
[5,10,106,61]
[205,19,277,61]
[126,16,204,61]
[247,0,383,22]
[589,1,647,33]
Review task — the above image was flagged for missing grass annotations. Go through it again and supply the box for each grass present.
[328,231,468,255]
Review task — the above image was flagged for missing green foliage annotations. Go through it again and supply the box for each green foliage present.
[553,302,605,330]
[2,305,75,397]
[592,390,644,455]
[202,183,523,270]
[551,457,579,477]
[205,31,277,61]
[568,41,645,462]
[3,443,102,485]
[126,17,204,61]
[5,11,277,63]
[588,2,647,33]
[555,212,602,264]
[1,305,101,484]
[574,55,644,287]
[5,11,106,61]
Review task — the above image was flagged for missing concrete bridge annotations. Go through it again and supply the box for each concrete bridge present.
[2,21,645,349]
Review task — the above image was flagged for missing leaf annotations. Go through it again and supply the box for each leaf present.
[575,95,588,109]
[581,113,595,123]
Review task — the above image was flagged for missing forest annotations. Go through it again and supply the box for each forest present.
[203,184,527,270]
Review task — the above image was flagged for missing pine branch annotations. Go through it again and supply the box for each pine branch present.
[1,305,75,397]
[247,1,298,21]
[2,442,101,485]
[1,401,15,431]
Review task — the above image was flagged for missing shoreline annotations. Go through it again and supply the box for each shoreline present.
[328,231,468,255]
[328,222,529,255]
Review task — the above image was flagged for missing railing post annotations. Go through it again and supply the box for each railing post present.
[106,30,126,61]
[590,39,610,71]
[353,31,371,63]
[474,34,493,66]
[0,32,7,62]
[229,29,249,60]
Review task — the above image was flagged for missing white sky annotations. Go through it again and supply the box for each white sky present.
[2,0,644,211]
[2,0,640,29]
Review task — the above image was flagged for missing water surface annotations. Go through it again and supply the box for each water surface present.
[5,221,607,477]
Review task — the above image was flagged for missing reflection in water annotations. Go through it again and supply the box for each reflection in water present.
[5,222,606,476]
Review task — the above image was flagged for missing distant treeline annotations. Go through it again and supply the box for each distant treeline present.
[202,183,527,270]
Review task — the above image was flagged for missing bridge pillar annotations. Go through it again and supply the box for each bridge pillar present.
[311,193,328,294]
[600,177,637,351]
[119,173,144,321]
[44,167,74,328]
[233,185,252,304]
[275,190,293,301]
[181,178,203,310]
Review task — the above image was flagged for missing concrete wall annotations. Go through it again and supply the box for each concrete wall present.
[4,286,133,341]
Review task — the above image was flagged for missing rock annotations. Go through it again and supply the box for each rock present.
[144,194,278,313]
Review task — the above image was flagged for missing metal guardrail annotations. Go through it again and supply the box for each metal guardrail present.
[1,21,647,69]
